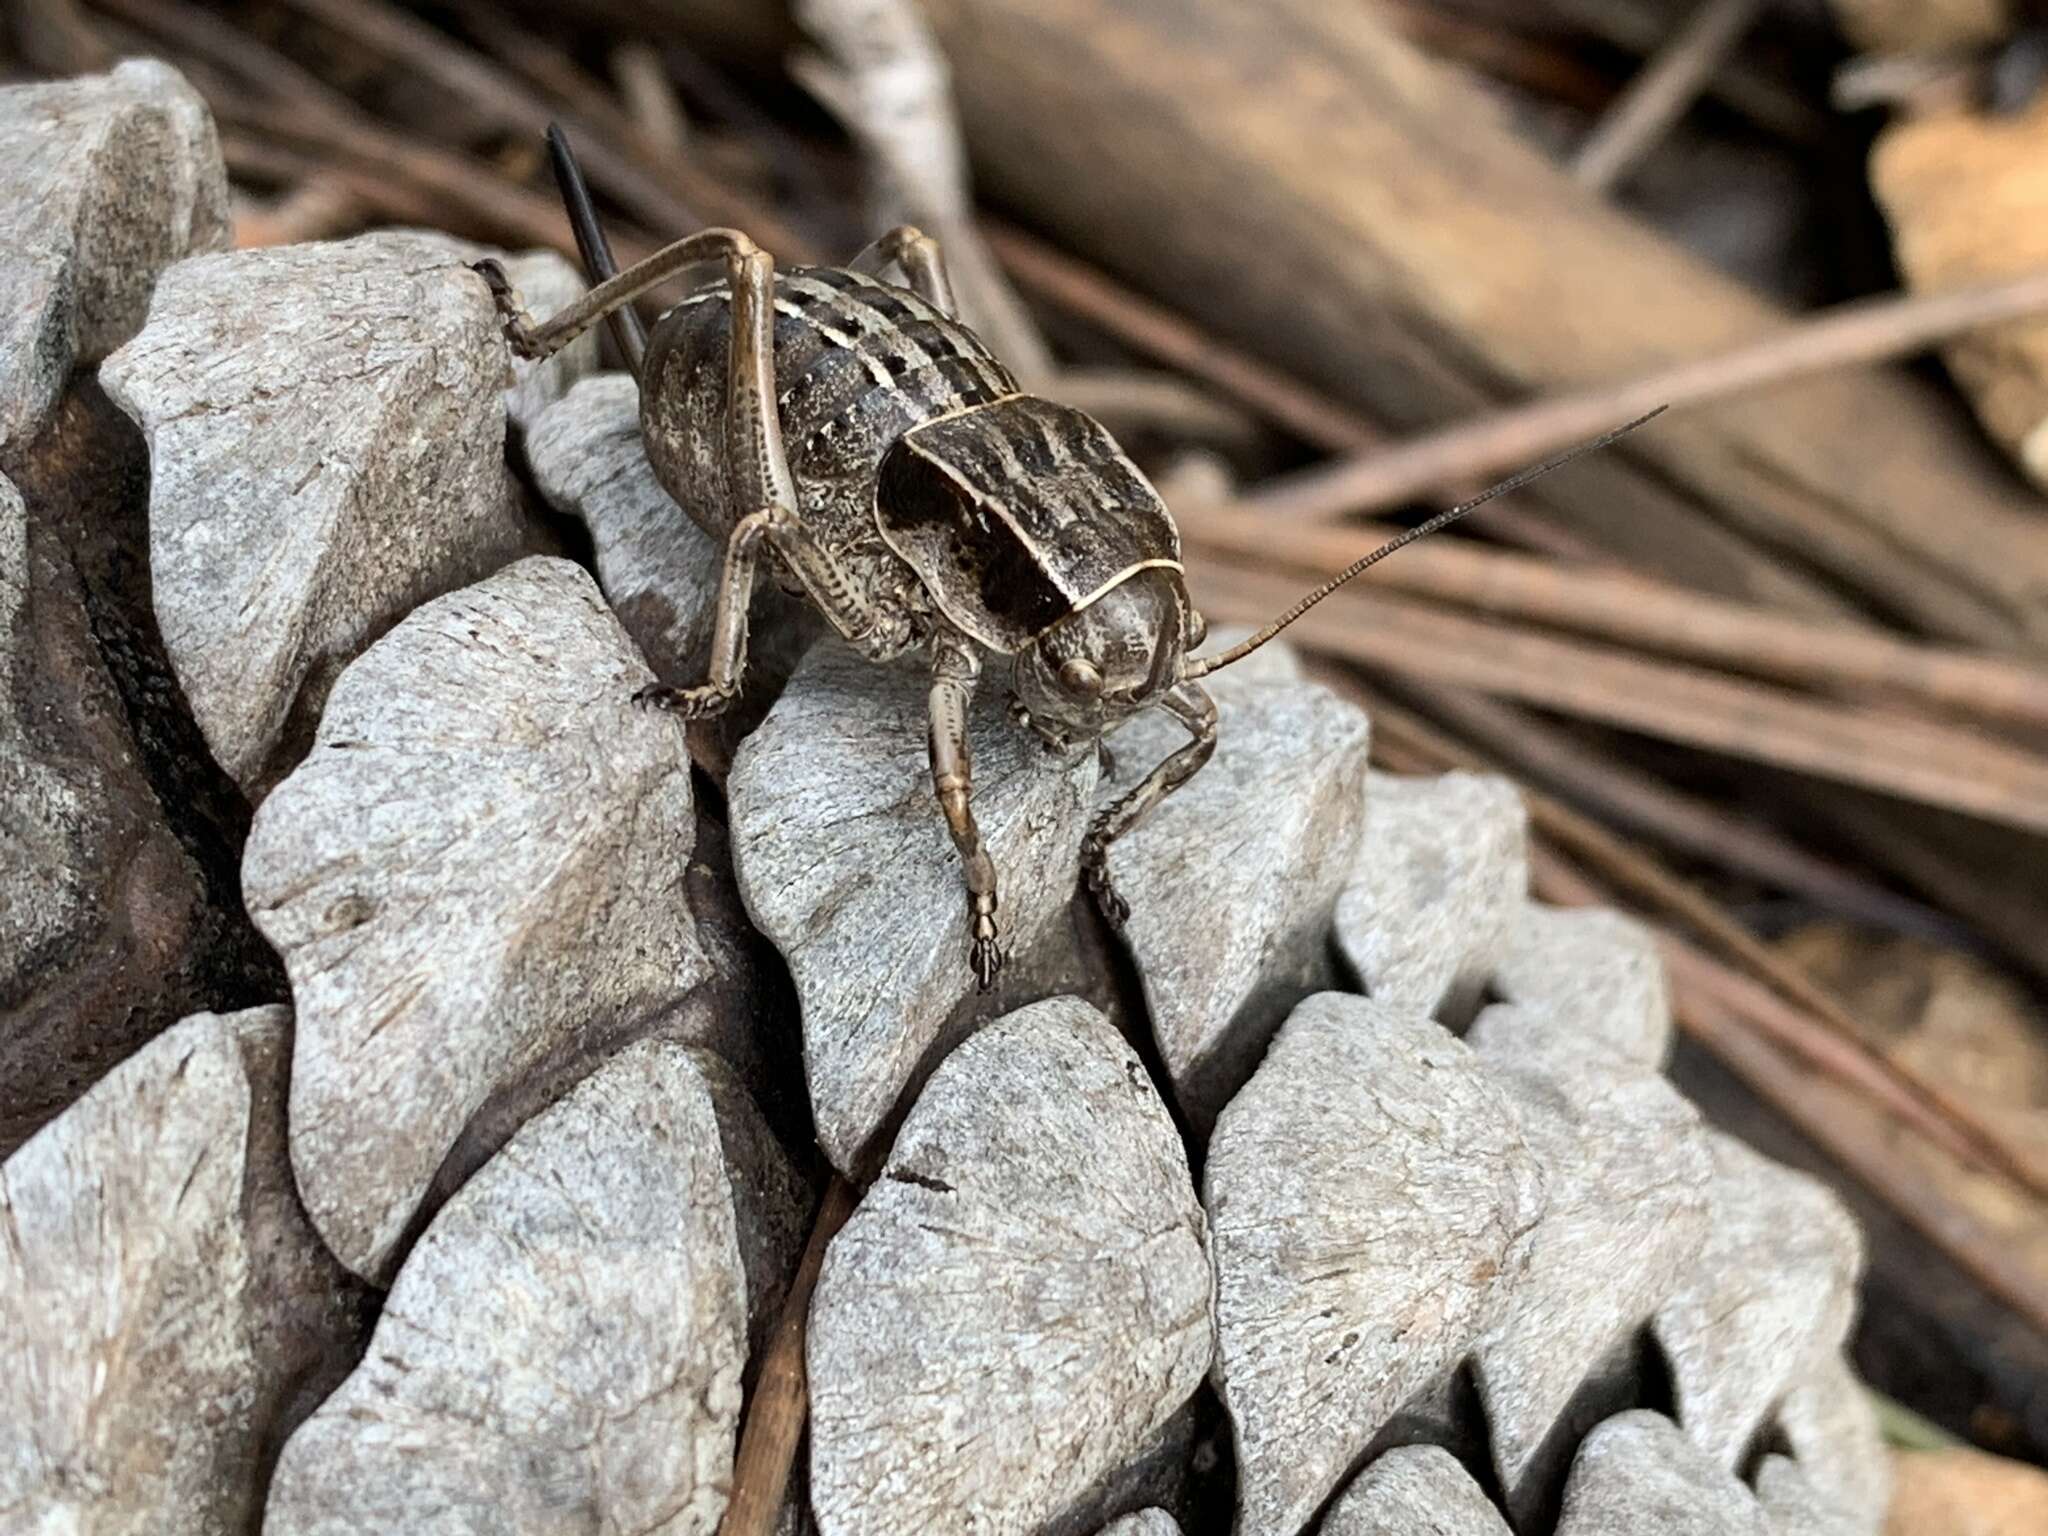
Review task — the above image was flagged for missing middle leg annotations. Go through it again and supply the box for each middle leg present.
[1082,681,1220,927]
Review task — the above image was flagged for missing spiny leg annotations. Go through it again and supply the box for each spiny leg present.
[929,634,1003,991]
[848,224,957,317]
[474,226,763,363]
[722,236,908,657]
[634,505,781,717]
[634,501,908,717]
[1082,682,1219,927]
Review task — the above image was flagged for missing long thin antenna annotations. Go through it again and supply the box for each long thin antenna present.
[546,122,648,377]
[1183,406,1667,681]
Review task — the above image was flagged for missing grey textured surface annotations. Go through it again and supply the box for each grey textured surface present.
[1094,1513,1181,1536]
[807,998,1211,1536]
[1206,992,1545,1536]
[0,1007,362,1535]
[3,373,292,1161]
[0,472,93,1096]
[0,61,227,456]
[1653,1132,1863,1472]
[1323,1447,1513,1536]
[694,1048,813,1362]
[100,230,536,793]
[729,641,1097,1175]
[420,236,598,431]
[1335,770,1528,1024]
[264,1039,747,1536]
[526,372,812,698]
[0,468,193,1148]
[1775,1351,1890,1536]
[1101,671,1371,1129]
[1756,1454,1862,1536]
[1466,1010,1714,1521]
[243,557,707,1281]
[1488,902,1674,1068]
[1557,1412,1767,1536]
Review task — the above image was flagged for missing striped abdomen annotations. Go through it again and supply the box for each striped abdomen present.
[638,264,1018,557]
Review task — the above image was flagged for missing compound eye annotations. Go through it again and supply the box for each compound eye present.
[1057,657,1104,701]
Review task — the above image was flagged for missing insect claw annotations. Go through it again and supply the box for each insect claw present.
[470,258,544,359]
[970,929,1003,992]
[1080,832,1130,928]
[632,681,737,719]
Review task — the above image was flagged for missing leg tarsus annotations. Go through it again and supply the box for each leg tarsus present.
[473,258,547,359]
[1080,829,1130,928]
[1083,682,1219,929]
[930,635,1004,991]
[633,680,738,719]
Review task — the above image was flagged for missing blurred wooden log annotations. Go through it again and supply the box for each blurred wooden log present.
[920,0,2048,651]
[1826,0,2012,55]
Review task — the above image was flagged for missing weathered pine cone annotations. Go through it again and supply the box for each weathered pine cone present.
[1,63,1885,1536]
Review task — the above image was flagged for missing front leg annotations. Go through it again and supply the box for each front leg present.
[929,633,1003,992]
[1083,682,1220,927]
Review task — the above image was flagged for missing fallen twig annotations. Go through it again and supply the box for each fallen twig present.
[795,0,1053,379]
[1175,503,2048,729]
[272,0,816,258]
[1570,0,1763,192]
[1196,565,2048,836]
[611,41,689,157]
[1244,266,2048,522]
[985,220,1611,561]
[720,1175,858,1536]
[1367,678,1964,945]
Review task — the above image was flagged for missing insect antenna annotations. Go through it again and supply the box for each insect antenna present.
[546,122,648,378]
[1182,406,1667,680]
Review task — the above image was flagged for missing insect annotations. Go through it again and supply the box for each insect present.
[477,128,1653,992]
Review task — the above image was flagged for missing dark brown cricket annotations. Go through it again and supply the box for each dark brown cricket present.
[476,128,1652,991]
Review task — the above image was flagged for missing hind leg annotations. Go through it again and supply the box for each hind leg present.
[630,239,905,716]
[848,225,956,317]
[1082,682,1219,926]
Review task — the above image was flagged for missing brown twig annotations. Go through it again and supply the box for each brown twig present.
[15,0,113,73]
[272,0,817,259]
[1359,690,2048,1202]
[1174,504,2048,730]
[983,221,1609,561]
[721,1175,858,1536]
[87,0,362,127]
[1570,0,1763,192]
[1194,565,2048,835]
[1549,0,1825,143]
[1243,267,2048,522]
[1371,0,1617,112]
[1054,367,1260,451]
[215,101,603,256]
[612,41,689,156]
[233,175,364,248]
